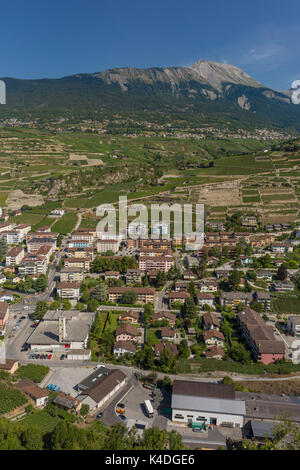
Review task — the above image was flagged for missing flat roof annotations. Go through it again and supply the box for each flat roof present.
[172,394,246,416]
[77,366,110,391]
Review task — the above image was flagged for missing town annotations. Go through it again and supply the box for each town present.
[1,206,300,450]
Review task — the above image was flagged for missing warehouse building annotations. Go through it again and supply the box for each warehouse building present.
[171,380,246,428]
[79,369,127,411]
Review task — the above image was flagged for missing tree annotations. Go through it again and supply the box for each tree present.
[91,282,108,302]
[181,297,197,319]
[228,270,242,291]
[229,343,251,364]
[142,345,155,369]
[143,303,154,324]
[33,301,48,320]
[86,298,100,312]
[121,290,137,305]
[277,264,288,281]
[160,347,177,370]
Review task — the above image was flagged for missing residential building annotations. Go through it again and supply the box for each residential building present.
[125,269,142,285]
[155,343,178,357]
[115,324,138,342]
[168,291,190,306]
[203,330,225,347]
[108,287,155,304]
[97,239,120,254]
[161,327,176,341]
[196,293,215,308]
[220,292,253,308]
[139,255,174,273]
[18,255,48,276]
[0,359,19,375]
[0,301,9,334]
[271,281,294,292]
[118,310,140,324]
[60,267,85,283]
[204,346,225,360]
[57,282,80,300]
[64,257,90,271]
[27,237,57,254]
[202,312,220,331]
[151,311,176,326]
[113,341,136,357]
[238,308,285,364]
[5,246,24,267]
[16,379,49,407]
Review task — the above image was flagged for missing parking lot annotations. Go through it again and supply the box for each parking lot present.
[43,366,97,397]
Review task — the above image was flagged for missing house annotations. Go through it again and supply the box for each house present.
[115,324,138,342]
[240,256,253,266]
[14,224,31,238]
[202,312,220,331]
[168,291,190,307]
[108,287,155,304]
[16,379,49,407]
[206,257,219,267]
[203,330,225,347]
[200,280,218,293]
[256,271,273,282]
[5,246,24,267]
[204,346,225,360]
[155,343,178,357]
[271,242,293,254]
[0,359,18,374]
[161,327,176,341]
[171,380,245,427]
[79,369,126,411]
[113,341,136,357]
[118,310,140,324]
[238,308,285,364]
[174,280,189,291]
[242,216,257,227]
[53,393,82,414]
[50,209,65,217]
[183,270,197,281]
[196,293,215,308]
[104,271,121,280]
[57,282,80,300]
[151,311,176,326]
[215,270,230,279]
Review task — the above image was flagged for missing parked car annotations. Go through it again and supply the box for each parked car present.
[48,354,52,360]
[96,412,103,419]
[117,403,125,409]
[119,415,127,421]
[192,428,204,433]
[44,354,48,359]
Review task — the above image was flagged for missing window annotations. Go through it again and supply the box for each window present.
[196,417,207,421]
[174,414,184,419]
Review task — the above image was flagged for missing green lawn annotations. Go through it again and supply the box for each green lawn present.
[271,295,300,314]
[21,409,59,433]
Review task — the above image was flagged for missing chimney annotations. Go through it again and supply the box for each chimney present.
[58,317,67,343]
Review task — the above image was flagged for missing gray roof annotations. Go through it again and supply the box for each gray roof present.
[27,311,94,345]
[171,380,246,416]
[77,367,110,391]
[250,420,277,439]
[171,394,246,416]
[237,391,300,422]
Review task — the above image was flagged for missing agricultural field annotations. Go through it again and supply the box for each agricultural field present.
[0,383,27,415]
[0,127,300,227]
[271,295,300,315]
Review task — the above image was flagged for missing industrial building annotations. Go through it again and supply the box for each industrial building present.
[171,380,246,428]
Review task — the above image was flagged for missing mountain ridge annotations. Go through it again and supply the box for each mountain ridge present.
[0,60,299,131]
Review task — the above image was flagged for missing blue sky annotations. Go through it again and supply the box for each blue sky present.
[1,0,299,90]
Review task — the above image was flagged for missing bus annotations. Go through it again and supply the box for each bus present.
[144,400,154,418]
